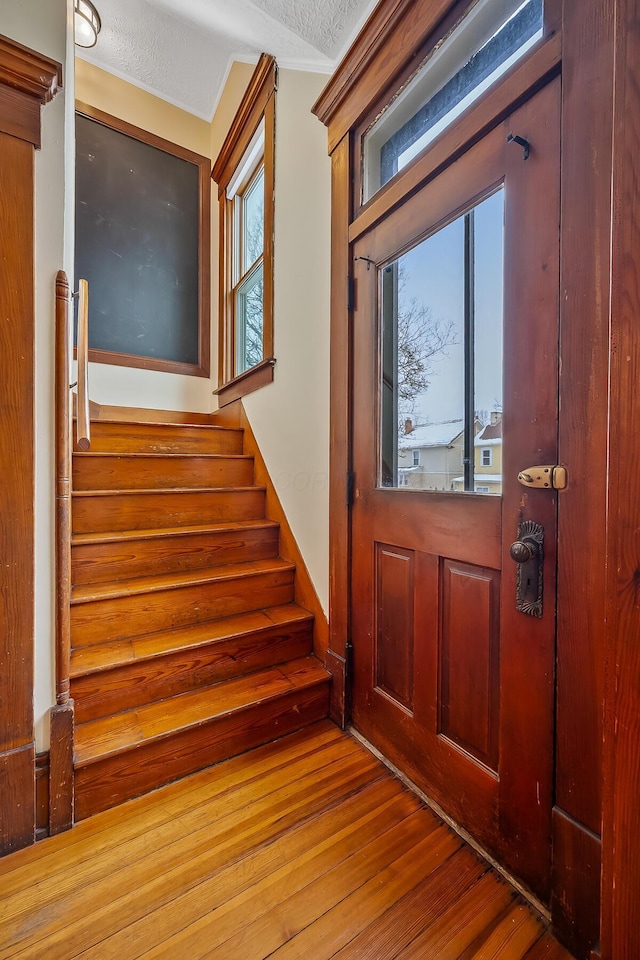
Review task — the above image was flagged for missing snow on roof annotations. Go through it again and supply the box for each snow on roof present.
[452,474,503,484]
[399,420,464,449]
[474,437,502,447]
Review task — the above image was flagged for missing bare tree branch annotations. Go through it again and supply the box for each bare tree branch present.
[396,265,458,428]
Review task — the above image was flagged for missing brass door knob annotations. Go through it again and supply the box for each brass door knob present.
[509,539,538,564]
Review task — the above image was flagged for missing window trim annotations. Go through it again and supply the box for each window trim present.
[212,54,276,406]
[481,447,492,466]
[75,101,211,378]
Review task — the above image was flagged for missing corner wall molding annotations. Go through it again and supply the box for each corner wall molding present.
[0,33,62,146]
[0,33,62,104]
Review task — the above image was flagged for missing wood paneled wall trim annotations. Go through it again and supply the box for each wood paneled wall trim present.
[0,35,61,857]
[601,0,640,955]
[0,32,62,146]
[326,133,352,729]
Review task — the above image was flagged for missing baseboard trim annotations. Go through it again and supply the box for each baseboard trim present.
[35,750,50,841]
[325,648,347,728]
[0,743,35,855]
[49,701,74,835]
[237,403,329,661]
[552,806,601,958]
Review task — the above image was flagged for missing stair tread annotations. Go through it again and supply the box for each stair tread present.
[74,656,330,765]
[72,519,279,547]
[70,603,314,677]
[73,486,265,498]
[71,558,296,604]
[73,452,252,460]
[80,418,242,432]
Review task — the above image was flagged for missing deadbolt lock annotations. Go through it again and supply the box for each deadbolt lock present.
[517,465,567,490]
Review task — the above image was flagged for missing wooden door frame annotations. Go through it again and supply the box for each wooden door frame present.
[313,1,631,956]
[0,33,62,855]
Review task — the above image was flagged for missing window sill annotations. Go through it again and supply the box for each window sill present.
[214,357,276,406]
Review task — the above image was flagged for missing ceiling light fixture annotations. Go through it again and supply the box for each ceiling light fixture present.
[74,0,101,48]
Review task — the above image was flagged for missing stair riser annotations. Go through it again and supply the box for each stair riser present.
[72,489,266,534]
[71,570,296,646]
[71,527,280,585]
[71,620,314,722]
[75,423,244,455]
[74,682,330,820]
[73,455,254,491]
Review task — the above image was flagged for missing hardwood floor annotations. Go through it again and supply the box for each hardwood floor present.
[0,722,573,959]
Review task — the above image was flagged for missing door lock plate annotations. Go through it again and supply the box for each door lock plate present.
[510,520,544,618]
[517,465,567,490]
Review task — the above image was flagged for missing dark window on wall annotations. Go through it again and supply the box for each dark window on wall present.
[75,104,211,377]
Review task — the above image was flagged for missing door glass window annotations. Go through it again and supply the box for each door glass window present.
[380,188,504,494]
[363,0,543,201]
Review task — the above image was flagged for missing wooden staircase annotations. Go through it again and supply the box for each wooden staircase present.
[69,416,330,821]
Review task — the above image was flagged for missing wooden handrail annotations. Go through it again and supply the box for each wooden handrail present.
[76,278,91,451]
[55,270,72,704]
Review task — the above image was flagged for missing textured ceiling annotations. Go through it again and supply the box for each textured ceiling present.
[78,0,377,120]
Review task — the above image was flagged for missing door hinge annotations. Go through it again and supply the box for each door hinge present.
[344,641,353,682]
[347,275,355,312]
[346,471,355,506]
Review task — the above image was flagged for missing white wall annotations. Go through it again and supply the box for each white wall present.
[0,0,74,748]
[233,69,332,613]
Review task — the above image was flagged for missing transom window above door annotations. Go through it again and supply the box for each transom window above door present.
[362,0,544,201]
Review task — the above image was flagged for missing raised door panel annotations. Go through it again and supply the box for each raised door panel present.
[439,560,500,772]
[375,543,415,711]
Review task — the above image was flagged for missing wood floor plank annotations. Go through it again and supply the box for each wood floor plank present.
[77,780,418,960]
[0,722,344,896]
[460,903,545,958]
[0,723,574,960]
[2,750,383,959]
[523,931,576,959]
[329,851,489,960]
[168,808,443,960]
[395,872,516,959]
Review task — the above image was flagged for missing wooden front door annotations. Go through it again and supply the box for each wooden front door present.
[351,79,560,902]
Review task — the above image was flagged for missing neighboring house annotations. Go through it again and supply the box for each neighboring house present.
[451,413,503,495]
[398,418,483,491]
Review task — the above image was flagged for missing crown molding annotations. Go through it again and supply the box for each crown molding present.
[0,33,62,146]
[0,33,62,104]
